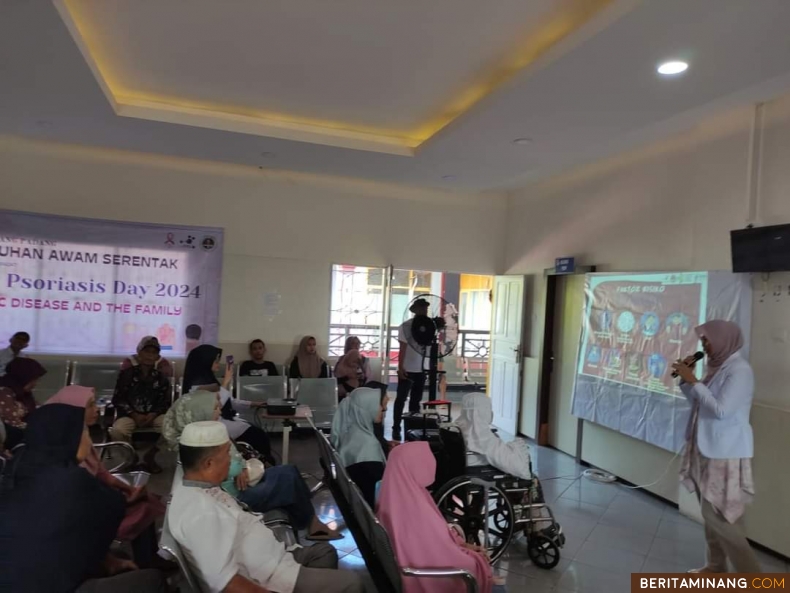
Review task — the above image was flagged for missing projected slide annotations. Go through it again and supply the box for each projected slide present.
[571,272,751,453]
[577,273,707,397]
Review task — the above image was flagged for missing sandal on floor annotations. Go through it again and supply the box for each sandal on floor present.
[305,530,343,542]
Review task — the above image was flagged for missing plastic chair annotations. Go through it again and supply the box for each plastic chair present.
[33,360,70,405]
[70,361,120,399]
[237,375,288,425]
[237,376,288,402]
[289,378,337,431]
[367,356,383,383]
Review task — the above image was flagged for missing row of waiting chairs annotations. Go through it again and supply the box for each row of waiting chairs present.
[30,359,339,432]
[314,428,479,593]
[28,360,116,405]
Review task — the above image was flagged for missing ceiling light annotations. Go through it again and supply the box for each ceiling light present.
[657,61,688,76]
[442,175,457,181]
[512,137,533,145]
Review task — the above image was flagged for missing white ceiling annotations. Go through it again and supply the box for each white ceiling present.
[3,0,790,191]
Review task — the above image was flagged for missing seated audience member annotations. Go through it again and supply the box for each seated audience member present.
[170,421,363,593]
[239,339,280,377]
[110,336,172,473]
[163,391,340,540]
[47,386,166,567]
[0,331,30,376]
[289,336,329,379]
[121,335,174,378]
[331,387,387,507]
[343,336,371,380]
[334,349,365,400]
[0,388,28,451]
[182,344,275,465]
[363,381,396,458]
[185,323,202,353]
[0,404,164,593]
[455,392,532,480]
[0,356,47,417]
[378,442,502,593]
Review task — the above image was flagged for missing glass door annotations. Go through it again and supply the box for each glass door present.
[328,264,390,381]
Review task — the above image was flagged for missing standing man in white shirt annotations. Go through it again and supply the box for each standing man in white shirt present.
[169,421,363,593]
[0,331,29,376]
[392,298,429,441]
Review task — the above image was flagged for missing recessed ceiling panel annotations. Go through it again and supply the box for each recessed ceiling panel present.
[55,0,612,153]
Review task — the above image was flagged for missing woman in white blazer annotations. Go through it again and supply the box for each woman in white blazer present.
[672,320,760,574]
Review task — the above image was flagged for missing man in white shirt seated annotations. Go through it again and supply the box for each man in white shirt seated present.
[169,421,363,593]
[0,331,29,376]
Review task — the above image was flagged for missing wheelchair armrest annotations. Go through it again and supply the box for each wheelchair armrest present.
[402,568,478,593]
[235,441,260,460]
[94,441,137,473]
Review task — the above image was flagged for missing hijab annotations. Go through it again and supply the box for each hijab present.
[0,357,47,415]
[335,349,362,380]
[182,344,221,394]
[377,442,494,593]
[330,387,386,467]
[455,393,531,480]
[44,386,105,476]
[46,385,95,408]
[0,405,125,593]
[296,336,323,379]
[162,390,218,451]
[695,320,744,384]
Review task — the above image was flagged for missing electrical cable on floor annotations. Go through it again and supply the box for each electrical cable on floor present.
[538,448,682,494]
[580,448,682,490]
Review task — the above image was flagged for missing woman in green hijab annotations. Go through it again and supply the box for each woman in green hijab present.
[331,387,387,507]
[163,391,341,540]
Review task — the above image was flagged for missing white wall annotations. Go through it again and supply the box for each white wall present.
[505,96,790,556]
[0,136,507,364]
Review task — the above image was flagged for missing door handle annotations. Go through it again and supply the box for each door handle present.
[513,345,521,363]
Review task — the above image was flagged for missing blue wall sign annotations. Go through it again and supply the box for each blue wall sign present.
[555,257,576,274]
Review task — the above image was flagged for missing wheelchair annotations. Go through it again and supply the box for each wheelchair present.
[406,419,565,568]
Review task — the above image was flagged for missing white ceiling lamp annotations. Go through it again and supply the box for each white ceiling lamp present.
[657,60,689,76]
[512,137,533,145]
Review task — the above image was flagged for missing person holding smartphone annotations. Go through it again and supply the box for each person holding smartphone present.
[182,345,275,465]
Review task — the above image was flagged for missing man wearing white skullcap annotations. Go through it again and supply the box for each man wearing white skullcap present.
[168,421,362,593]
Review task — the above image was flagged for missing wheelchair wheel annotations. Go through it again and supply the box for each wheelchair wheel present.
[527,534,561,569]
[434,476,515,563]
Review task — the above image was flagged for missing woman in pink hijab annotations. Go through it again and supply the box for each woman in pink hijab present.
[377,441,501,593]
[46,385,166,568]
[672,320,760,573]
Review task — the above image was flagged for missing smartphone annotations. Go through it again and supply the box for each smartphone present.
[226,354,234,366]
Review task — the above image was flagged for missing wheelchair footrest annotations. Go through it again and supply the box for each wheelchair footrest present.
[405,429,441,442]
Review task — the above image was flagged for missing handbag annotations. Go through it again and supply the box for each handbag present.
[246,458,265,487]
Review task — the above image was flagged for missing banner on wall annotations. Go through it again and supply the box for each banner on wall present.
[571,271,751,453]
[0,210,223,356]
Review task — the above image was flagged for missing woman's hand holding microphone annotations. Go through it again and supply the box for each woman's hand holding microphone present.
[671,354,700,384]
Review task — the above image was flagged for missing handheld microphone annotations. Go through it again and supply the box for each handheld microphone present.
[671,351,704,378]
